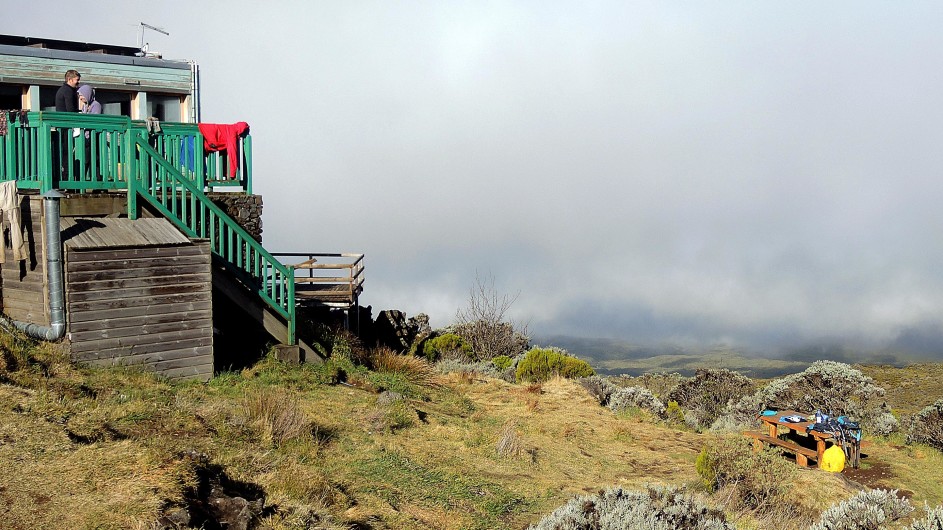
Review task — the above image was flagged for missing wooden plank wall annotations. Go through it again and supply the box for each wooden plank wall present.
[65,241,214,381]
[0,51,192,94]
[1,195,47,325]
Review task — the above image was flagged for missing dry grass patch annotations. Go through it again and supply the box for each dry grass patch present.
[243,388,312,447]
[860,363,943,418]
[496,419,523,458]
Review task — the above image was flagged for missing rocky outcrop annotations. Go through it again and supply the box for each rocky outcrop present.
[373,310,431,353]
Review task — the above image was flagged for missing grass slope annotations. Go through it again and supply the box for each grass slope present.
[1,331,942,529]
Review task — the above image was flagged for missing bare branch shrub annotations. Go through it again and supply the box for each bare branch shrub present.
[454,273,529,361]
[624,371,685,399]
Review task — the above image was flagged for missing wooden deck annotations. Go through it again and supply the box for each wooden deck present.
[274,253,364,309]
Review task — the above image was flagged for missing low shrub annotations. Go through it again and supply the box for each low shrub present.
[665,400,686,425]
[527,484,733,530]
[713,361,898,435]
[515,347,594,383]
[608,386,665,417]
[435,358,502,379]
[907,399,943,451]
[666,369,754,431]
[628,371,685,399]
[421,333,472,362]
[454,320,529,361]
[492,355,513,371]
[695,435,796,510]
[808,489,914,530]
[908,503,943,530]
[578,375,618,406]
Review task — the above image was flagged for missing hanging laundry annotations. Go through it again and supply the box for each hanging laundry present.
[0,180,29,263]
[178,135,197,172]
[145,117,162,134]
[197,122,249,178]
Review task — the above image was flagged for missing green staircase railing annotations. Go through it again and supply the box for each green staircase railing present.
[1,112,294,343]
[129,136,295,342]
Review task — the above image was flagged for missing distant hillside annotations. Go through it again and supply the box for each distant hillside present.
[536,334,919,378]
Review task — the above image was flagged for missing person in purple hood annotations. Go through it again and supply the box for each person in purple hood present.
[77,84,102,115]
[76,84,102,180]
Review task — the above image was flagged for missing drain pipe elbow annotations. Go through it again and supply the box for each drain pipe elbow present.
[10,190,67,341]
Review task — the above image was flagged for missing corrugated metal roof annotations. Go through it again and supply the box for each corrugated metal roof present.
[61,218,191,249]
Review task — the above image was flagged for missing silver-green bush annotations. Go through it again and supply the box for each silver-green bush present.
[608,386,666,417]
[666,369,755,431]
[808,489,914,530]
[527,484,733,530]
[907,399,943,452]
[713,361,898,435]
[578,375,618,406]
[907,503,943,530]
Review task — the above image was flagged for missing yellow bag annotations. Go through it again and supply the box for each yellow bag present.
[821,444,846,472]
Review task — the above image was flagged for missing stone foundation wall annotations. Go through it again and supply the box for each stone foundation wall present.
[209,193,263,242]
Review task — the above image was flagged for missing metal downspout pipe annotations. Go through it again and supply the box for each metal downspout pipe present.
[9,190,66,340]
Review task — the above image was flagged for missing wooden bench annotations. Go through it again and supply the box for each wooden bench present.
[744,430,819,467]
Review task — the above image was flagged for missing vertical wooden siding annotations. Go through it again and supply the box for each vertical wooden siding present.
[65,241,214,381]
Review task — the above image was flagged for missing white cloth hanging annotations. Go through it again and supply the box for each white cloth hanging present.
[0,180,28,263]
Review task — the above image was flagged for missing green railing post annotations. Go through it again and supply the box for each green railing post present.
[126,126,138,219]
[287,266,296,343]
[39,120,51,193]
[244,135,252,195]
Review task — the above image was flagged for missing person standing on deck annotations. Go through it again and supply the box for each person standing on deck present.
[53,69,81,178]
[76,84,102,180]
[77,84,101,115]
[55,70,81,112]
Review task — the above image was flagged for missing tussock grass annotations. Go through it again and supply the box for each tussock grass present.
[243,388,313,447]
[496,419,523,458]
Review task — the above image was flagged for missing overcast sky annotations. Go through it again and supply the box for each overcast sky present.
[10,1,943,357]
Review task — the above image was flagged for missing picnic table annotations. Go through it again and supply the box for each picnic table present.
[744,410,836,468]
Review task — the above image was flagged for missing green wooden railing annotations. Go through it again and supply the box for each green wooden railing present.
[0,111,295,342]
[0,112,252,192]
[129,136,295,342]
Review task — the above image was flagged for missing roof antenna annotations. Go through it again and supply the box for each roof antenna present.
[138,22,169,58]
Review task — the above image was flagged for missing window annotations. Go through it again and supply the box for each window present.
[147,94,183,122]
[0,85,20,109]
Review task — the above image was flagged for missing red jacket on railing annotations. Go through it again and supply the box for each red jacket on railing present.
[198,121,249,178]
